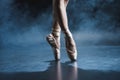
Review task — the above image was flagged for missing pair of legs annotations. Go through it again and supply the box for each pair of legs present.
[46,0,77,61]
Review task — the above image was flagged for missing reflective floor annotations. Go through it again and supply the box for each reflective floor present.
[0,61,120,80]
[0,46,120,80]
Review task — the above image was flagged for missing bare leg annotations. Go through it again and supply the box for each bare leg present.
[47,0,77,61]
[48,0,69,61]
[53,0,77,61]
[46,1,61,61]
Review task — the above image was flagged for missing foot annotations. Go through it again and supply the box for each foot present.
[65,35,77,61]
[46,34,60,61]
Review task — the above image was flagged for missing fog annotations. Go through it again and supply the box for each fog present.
[0,0,120,48]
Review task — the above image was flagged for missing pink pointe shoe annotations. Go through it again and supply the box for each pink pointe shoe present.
[46,34,60,61]
[65,36,77,61]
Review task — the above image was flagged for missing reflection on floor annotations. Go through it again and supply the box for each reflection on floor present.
[0,60,120,80]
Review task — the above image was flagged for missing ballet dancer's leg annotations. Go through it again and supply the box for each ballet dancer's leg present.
[46,1,61,61]
[47,0,77,61]
[54,0,77,61]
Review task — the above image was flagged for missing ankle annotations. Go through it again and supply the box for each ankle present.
[52,31,60,38]
[63,30,72,37]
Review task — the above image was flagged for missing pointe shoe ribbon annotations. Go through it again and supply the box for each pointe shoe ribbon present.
[46,34,59,49]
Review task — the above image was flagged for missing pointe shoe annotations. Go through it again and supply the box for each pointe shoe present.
[46,34,60,61]
[65,36,77,61]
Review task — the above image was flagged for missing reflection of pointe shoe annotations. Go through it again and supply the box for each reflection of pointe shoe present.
[46,34,60,61]
[65,36,77,61]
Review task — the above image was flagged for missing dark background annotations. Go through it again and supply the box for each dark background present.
[0,0,120,48]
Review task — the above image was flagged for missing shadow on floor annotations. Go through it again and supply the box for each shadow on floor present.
[0,60,120,80]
